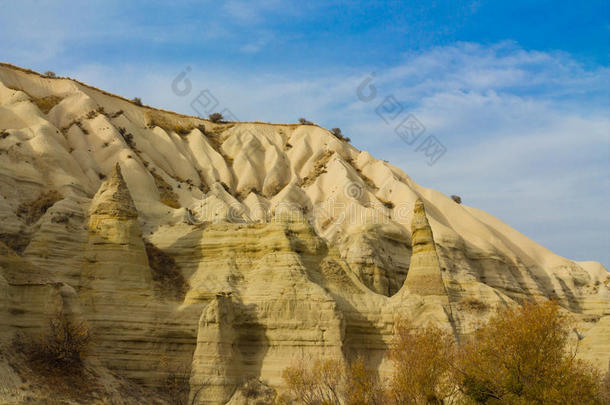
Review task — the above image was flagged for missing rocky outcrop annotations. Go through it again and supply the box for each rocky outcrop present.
[0,63,608,403]
[403,198,447,297]
[190,294,239,405]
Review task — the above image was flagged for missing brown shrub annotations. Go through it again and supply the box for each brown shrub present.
[344,356,386,405]
[602,362,610,404]
[22,314,90,372]
[208,112,224,123]
[17,190,62,225]
[118,127,135,148]
[132,97,143,106]
[173,125,192,135]
[455,300,603,404]
[145,242,188,300]
[298,118,313,125]
[44,71,56,78]
[451,195,462,204]
[109,109,124,118]
[389,319,456,404]
[330,127,350,143]
[461,297,489,312]
[281,358,343,405]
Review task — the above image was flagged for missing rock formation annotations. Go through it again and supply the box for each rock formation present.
[0,63,608,404]
[403,198,447,297]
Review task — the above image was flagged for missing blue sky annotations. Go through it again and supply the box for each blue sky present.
[1,0,609,268]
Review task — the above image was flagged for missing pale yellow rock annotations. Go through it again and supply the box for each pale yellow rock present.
[0,63,608,404]
[402,198,448,297]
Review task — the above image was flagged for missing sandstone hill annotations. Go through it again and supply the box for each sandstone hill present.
[0,63,608,404]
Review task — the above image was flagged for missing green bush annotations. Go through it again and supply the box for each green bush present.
[208,112,224,123]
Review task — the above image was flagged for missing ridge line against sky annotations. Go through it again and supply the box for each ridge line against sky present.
[0,0,608,267]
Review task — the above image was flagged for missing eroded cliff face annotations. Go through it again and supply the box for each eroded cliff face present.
[0,64,608,404]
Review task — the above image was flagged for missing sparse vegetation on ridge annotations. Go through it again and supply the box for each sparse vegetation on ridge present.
[331,127,351,143]
[208,112,224,123]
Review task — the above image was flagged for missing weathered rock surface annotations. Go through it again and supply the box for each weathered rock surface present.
[0,63,608,404]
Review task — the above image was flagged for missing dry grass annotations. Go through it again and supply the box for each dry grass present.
[17,190,62,225]
[31,95,63,114]
[145,242,189,300]
[146,110,195,136]
[300,150,333,187]
[460,297,489,312]
[152,172,181,209]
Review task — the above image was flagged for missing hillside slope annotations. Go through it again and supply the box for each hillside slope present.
[0,64,608,404]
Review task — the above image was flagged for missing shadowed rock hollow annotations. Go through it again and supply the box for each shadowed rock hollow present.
[0,64,608,404]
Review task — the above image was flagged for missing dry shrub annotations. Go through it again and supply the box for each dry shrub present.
[44,71,56,78]
[23,314,90,372]
[173,124,192,135]
[17,190,62,225]
[602,362,610,404]
[461,297,489,312]
[330,127,351,143]
[389,319,456,405]
[132,97,143,106]
[455,300,603,404]
[32,95,62,114]
[109,109,124,118]
[344,356,386,405]
[208,112,224,123]
[298,118,314,125]
[451,195,462,204]
[118,127,135,148]
[145,242,188,300]
[281,358,343,405]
